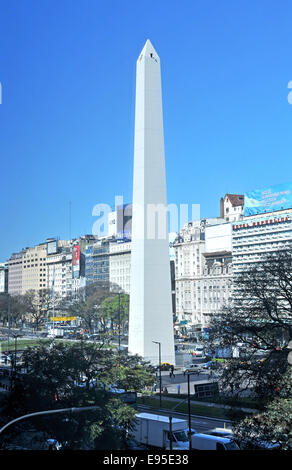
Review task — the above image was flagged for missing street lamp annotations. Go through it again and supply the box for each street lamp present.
[187,372,192,451]
[111,287,123,356]
[185,370,200,451]
[0,405,101,435]
[152,341,162,408]
[9,332,21,382]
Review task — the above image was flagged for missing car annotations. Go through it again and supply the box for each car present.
[192,346,205,357]
[201,361,213,369]
[46,439,62,450]
[182,363,203,375]
[160,362,174,371]
[208,427,233,438]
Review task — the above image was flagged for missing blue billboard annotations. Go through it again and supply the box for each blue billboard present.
[244,183,292,216]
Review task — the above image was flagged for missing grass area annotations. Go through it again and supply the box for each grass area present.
[137,396,232,420]
[0,339,48,351]
[160,393,261,410]
[0,338,116,352]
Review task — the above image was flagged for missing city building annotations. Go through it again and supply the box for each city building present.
[85,238,110,284]
[220,194,244,222]
[22,243,48,294]
[46,239,74,300]
[109,240,131,294]
[7,250,26,296]
[0,262,8,293]
[174,185,292,334]
[174,218,233,333]
[232,209,292,273]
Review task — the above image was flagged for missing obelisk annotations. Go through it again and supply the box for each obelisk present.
[128,40,175,365]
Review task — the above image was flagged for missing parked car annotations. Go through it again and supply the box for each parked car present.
[191,433,239,450]
[208,427,233,438]
[182,363,203,375]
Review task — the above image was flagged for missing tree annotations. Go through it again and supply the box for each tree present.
[0,293,10,326]
[233,370,292,449]
[21,289,61,330]
[0,293,31,328]
[0,341,154,449]
[101,293,129,335]
[70,280,112,334]
[206,248,292,448]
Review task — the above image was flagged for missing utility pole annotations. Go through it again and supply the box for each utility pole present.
[153,341,162,408]
[187,372,192,451]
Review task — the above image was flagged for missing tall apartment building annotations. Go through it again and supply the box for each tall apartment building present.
[109,240,131,294]
[22,243,48,294]
[46,239,73,299]
[7,250,26,296]
[232,208,292,272]
[85,238,110,284]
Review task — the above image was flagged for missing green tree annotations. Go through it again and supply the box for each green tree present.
[70,280,112,333]
[206,249,292,448]
[1,341,154,449]
[101,293,129,335]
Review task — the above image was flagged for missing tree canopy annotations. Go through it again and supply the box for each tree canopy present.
[0,341,154,450]
[207,249,292,448]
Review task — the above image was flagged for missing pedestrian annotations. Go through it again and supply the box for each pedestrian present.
[163,387,168,395]
[170,365,175,378]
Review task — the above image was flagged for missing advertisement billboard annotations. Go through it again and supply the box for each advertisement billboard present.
[72,245,80,278]
[47,239,58,255]
[244,183,292,216]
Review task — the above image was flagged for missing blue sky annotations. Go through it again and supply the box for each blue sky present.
[1,0,292,260]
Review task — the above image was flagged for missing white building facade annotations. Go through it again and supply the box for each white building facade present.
[174,218,233,332]
[232,209,292,272]
[109,241,131,294]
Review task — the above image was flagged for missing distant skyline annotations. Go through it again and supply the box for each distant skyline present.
[1,0,292,260]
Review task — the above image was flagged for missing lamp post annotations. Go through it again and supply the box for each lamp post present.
[185,370,201,450]
[0,405,101,435]
[187,372,192,450]
[152,341,162,408]
[111,287,123,356]
[118,292,121,354]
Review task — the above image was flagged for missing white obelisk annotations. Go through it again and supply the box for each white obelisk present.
[128,40,175,366]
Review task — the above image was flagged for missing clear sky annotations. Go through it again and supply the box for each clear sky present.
[1,0,292,261]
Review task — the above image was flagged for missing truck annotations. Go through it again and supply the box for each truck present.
[191,433,239,450]
[47,328,64,338]
[130,413,190,450]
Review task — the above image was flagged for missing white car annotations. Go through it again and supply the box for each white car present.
[183,363,203,375]
[208,427,233,438]
[193,346,204,357]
